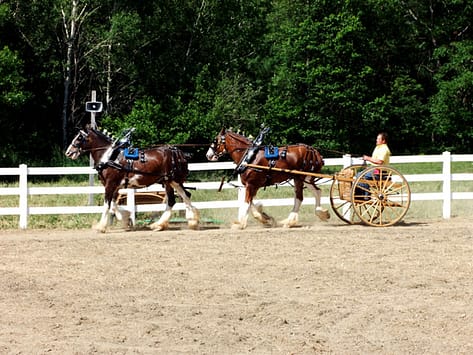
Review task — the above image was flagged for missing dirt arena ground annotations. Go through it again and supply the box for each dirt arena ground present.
[1,217,472,354]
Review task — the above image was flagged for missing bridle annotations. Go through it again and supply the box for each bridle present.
[209,131,251,158]
[208,133,227,159]
[68,129,111,156]
[66,130,90,156]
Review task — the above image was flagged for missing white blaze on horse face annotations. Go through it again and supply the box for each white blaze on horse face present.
[206,147,218,161]
[65,143,80,160]
[65,132,83,159]
[65,145,76,159]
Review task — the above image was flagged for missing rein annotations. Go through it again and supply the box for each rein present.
[80,145,110,153]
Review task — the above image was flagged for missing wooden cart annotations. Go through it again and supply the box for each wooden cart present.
[245,163,411,227]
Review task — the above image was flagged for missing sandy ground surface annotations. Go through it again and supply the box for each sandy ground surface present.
[1,217,472,354]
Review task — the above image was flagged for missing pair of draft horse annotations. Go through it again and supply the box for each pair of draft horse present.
[65,125,329,232]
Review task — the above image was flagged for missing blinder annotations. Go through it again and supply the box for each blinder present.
[209,134,227,158]
[66,130,90,158]
[72,130,88,146]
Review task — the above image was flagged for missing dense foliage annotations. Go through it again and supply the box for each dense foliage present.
[1,0,472,166]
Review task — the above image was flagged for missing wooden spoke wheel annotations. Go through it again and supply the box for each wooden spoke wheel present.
[351,166,411,227]
[329,165,366,224]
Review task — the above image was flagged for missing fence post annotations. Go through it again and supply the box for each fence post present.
[126,189,136,226]
[342,154,352,168]
[19,164,28,229]
[442,151,452,219]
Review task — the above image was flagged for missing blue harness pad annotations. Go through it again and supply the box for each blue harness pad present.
[124,147,139,159]
[264,146,279,159]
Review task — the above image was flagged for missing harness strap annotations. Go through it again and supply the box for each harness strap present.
[95,160,123,172]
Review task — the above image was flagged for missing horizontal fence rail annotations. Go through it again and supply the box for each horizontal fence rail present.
[0,152,472,229]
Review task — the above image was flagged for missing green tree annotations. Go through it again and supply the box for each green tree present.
[398,0,473,152]
[264,1,377,153]
[98,0,270,145]
[2,0,473,168]
[0,46,29,107]
[4,0,65,163]
[0,46,30,166]
[430,41,473,152]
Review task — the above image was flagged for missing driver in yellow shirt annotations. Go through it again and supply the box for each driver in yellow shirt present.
[363,132,391,167]
[356,132,391,199]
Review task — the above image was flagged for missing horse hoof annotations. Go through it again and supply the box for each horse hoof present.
[282,221,298,228]
[280,212,299,228]
[231,222,245,230]
[315,209,330,221]
[281,220,297,228]
[119,211,133,230]
[93,223,107,233]
[121,220,133,231]
[263,217,276,228]
[188,220,199,230]
[149,222,168,231]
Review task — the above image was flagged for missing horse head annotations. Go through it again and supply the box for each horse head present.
[65,126,113,160]
[206,127,252,161]
[206,127,228,161]
[65,129,89,160]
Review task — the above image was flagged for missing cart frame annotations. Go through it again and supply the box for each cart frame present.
[244,163,411,227]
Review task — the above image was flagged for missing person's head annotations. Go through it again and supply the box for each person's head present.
[376,132,388,145]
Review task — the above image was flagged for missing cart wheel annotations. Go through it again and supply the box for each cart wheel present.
[329,165,366,224]
[351,166,411,227]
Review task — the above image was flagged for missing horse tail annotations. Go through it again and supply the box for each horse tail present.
[169,146,189,181]
[168,147,193,198]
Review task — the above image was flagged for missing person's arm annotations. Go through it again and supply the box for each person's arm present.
[363,154,384,165]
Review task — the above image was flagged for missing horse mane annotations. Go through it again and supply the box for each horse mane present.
[86,124,114,143]
[225,128,252,145]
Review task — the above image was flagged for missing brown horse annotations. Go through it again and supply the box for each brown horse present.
[206,127,330,229]
[65,125,199,232]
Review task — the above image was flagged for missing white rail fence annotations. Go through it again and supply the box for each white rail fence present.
[1,152,472,229]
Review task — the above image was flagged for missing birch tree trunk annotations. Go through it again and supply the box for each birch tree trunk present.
[61,0,86,148]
